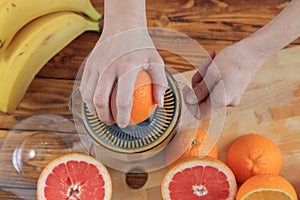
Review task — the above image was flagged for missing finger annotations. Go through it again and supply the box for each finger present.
[228,96,241,107]
[187,61,222,104]
[116,68,140,128]
[191,80,210,104]
[80,69,98,115]
[209,50,216,59]
[191,71,202,89]
[197,80,226,119]
[148,56,168,107]
[192,51,215,89]
[93,72,115,125]
[182,86,201,119]
[196,97,211,119]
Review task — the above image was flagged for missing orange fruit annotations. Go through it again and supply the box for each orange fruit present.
[37,153,112,200]
[226,133,283,183]
[161,157,237,200]
[165,129,218,168]
[111,70,157,125]
[236,174,297,200]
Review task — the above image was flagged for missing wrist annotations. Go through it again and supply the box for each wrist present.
[238,37,270,64]
[245,37,274,61]
[230,39,268,76]
[104,0,147,33]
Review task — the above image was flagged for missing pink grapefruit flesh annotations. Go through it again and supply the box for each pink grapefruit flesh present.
[37,153,112,200]
[162,157,237,200]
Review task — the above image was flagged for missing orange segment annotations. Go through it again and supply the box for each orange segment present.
[226,133,283,183]
[162,157,237,200]
[236,174,297,200]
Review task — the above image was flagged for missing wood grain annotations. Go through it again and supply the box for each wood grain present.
[1,0,300,199]
[1,46,300,199]
[35,0,298,80]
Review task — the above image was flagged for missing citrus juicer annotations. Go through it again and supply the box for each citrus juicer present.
[68,27,226,173]
[69,65,201,172]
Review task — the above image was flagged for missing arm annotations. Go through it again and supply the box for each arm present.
[246,0,300,59]
[103,0,147,34]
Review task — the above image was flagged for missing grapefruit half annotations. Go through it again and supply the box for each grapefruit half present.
[37,153,112,200]
[161,157,237,200]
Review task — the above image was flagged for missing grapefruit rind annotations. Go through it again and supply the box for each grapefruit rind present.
[37,153,112,200]
[238,189,296,200]
[162,157,237,200]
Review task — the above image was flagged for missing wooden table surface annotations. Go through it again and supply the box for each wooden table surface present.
[1,0,300,199]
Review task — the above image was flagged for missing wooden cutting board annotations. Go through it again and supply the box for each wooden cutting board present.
[109,46,300,199]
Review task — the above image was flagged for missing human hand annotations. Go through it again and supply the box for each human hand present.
[80,27,168,128]
[185,41,267,119]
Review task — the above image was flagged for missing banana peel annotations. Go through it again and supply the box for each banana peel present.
[0,12,100,113]
[0,0,101,51]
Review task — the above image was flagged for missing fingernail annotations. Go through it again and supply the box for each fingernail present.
[87,104,96,115]
[118,122,127,129]
[103,120,113,126]
[159,94,164,107]
[186,92,198,104]
[89,109,96,115]
[209,50,216,59]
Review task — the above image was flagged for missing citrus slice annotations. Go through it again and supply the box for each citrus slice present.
[37,153,112,200]
[161,157,237,200]
[236,174,297,200]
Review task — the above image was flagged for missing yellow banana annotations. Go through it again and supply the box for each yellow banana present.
[0,0,101,51]
[0,12,100,113]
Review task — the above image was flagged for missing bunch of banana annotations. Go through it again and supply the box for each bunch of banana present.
[0,0,101,50]
[0,0,101,113]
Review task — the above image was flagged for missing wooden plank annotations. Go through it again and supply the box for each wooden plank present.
[35,0,300,80]
[0,78,74,129]
[37,33,234,79]
[37,32,100,80]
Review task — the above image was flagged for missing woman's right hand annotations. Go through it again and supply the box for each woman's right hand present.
[79,0,168,128]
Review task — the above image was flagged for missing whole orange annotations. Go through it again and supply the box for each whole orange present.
[165,129,218,168]
[111,70,157,125]
[226,133,283,183]
[236,174,297,200]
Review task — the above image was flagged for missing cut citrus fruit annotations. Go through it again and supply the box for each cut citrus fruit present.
[111,70,157,125]
[161,157,237,200]
[37,153,112,200]
[236,174,297,200]
[165,129,218,168]
[226,133,283,183]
